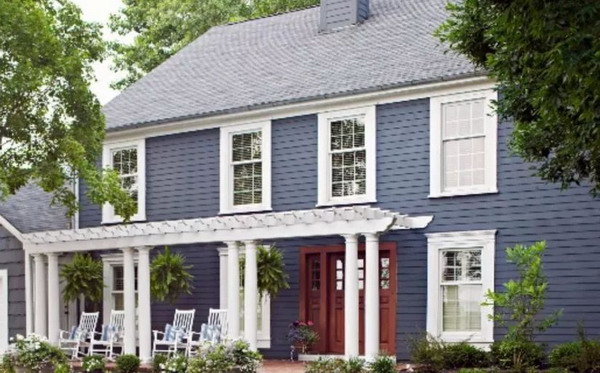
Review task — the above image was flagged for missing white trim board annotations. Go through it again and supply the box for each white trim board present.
[0,214,23,242]
[0,269,8,353]
[106,77,495,143]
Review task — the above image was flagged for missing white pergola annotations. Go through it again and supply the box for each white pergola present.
[21,206,432,361]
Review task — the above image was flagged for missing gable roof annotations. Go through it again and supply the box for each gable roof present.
[103,0,478,131]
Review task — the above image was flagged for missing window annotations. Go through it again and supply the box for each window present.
[426,230,496,345]
[102,139,146,223]
[220,122,271,214]
[102,255,138,326]
[430,90,497,197]
[110,265,138,311]
[318,106,376,206]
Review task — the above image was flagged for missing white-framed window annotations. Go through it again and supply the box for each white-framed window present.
[318,106,376,206]
[217,247,271,349]
[102,139,146,223]
[102,254,138,325]
[219,122,272,214]
[426,230,496,345]
[429,89,498,198]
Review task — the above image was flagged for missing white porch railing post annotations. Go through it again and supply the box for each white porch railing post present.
[364,233,380,359]
[137,246,152,362]
[218,247,228,309]
[122,247,137,355]
[226,242,240,339]
[33,254,47,337]
[25,250,33,335]
[47,253,60,344]
[343,234,359,358]
[243,240,258,351]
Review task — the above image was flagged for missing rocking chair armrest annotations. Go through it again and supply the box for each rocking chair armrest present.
[59,330,71,339]
[152,330,165,338]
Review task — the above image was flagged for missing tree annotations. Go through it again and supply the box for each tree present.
[109,0,319,89]
[0,0,136,219]
[436,1,600,195]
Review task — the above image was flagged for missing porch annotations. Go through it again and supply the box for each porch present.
[21,206,432,361]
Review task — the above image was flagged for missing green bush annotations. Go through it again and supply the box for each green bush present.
[549,340,600,372]
[188,340,262,373]
[408,334,446,372]
[115,354,141,373]
[152,354,168,373]
[346,357,367,373]
[369,355,396,373]
[305,358,347,373]
[83,355,105,373]
[489,340,545,371]
[443,343,489,369]
[54,362,71,373]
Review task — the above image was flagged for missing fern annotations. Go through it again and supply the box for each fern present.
[60,253,104,303]
[150,246,194,304]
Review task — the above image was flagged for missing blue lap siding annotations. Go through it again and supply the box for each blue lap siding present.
[79,97,600,359]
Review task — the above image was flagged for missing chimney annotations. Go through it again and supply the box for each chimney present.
[319,0,370,32]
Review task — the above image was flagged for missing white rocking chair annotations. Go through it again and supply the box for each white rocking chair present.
[59,312,100,359]
[186,308,228,357]
[152,309,195,357]
[89,310,125,359]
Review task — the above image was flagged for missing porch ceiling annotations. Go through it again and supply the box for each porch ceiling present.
[22,206,433,254]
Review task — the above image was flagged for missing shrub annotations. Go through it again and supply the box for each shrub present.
[3,334,67,371]
[83,355,105,373]
[549,328,600,373]
[160,354,188,373]
[443,343,489,369]
[408,334,447,372]
[116,354,141,373]
[457,369,492,373]
[152,354,168,373]
[489,340,545,371]
[369,355,396,373]
[345,357,367,373]
[304,358,347,373]
[188,339,262,373]
[54,362,71,373]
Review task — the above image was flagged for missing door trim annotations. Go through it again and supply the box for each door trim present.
[299,242,397,354]
[0,269,8,352]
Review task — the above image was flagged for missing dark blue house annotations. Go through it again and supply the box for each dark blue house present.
[16,0,600,362]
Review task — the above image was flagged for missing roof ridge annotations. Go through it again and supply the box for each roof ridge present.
[215,3,319,28]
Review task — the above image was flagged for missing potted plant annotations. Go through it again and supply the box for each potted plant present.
[151,246,194,303]
[240,245,290,299]
[287,320,319,355]
[61,253,104,304]
[5,334,67,373]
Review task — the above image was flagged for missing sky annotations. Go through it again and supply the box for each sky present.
[71,0,128,105]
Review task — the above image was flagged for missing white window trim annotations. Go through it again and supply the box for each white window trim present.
[0,269,8,353]
[102,254,138,326]
[426,230,496,345]
[219,122,272,215]
[218,247,271,349]
[102,139,146,224]
[317,106,376,206]
[429,89,498,198]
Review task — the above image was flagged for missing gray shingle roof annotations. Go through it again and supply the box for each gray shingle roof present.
[0,184,70,233]
[103,0,477,131]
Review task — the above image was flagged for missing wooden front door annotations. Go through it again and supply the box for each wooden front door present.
[300,243,397,355]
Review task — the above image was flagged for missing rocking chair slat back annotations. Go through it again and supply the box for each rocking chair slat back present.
[208,308,228,337]
[80,312,100,334]
[173,309,195,333]
[110,310,125,333]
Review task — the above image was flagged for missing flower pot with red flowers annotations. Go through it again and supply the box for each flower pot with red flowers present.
[287,320,319,359]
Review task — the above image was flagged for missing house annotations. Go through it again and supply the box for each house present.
[0,184,71,352]
[11,0,600,362]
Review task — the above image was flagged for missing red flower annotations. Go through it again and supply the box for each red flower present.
[307,321,314,326]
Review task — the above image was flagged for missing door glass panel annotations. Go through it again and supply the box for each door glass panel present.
[311,258,320,291]
[336,259,344,290]
[380,257,390,289]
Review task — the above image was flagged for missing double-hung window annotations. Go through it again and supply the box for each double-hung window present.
[220,122,271,214]
[102,254,138,326]
[102,139,146,223]
[318,106,376,206]
[430,89,498,197]
[426,230,496,345]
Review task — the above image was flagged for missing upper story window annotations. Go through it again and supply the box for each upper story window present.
[318,106,376,206]
[426,230,496,345]
[102,139,146,224]
[220,122,271,214]
[430,90,498,198]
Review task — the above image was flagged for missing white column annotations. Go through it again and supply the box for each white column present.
[137,247,152,362]
[364,233,380,359]
[47,253,60,344]
[226,242,240,339]
[343,234,359,357]
[33,254,47,337]
[122,247,137,355]
[243,241,258,350]
[218,247,228,309]
[24,250,33,334]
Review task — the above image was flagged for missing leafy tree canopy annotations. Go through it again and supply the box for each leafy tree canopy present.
[109,0,319,89]
[0,0,136,219]
[437,1,600,195]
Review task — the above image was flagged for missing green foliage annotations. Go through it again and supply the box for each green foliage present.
[187,339,262,373]
[160,354,188,373]
[60,253,104,303]
[115,354,141,373]
[152,354,168,373]
[54,362,71,373]
[240,245,290,299]
[82,355,105,373]
[409,334,489,372]
[150,246,194,304]
[345,357,367,373]
[0,354,15,373]
[369,355,396,373]
[436,0,600,196]
[4,334,67,371]
[549,326,600,373]
[109,0,319,89]
[305,358,348,373]
[0,0,136,220]
[489,340,545,372]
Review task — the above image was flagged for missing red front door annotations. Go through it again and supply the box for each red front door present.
[300,243,397,355]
